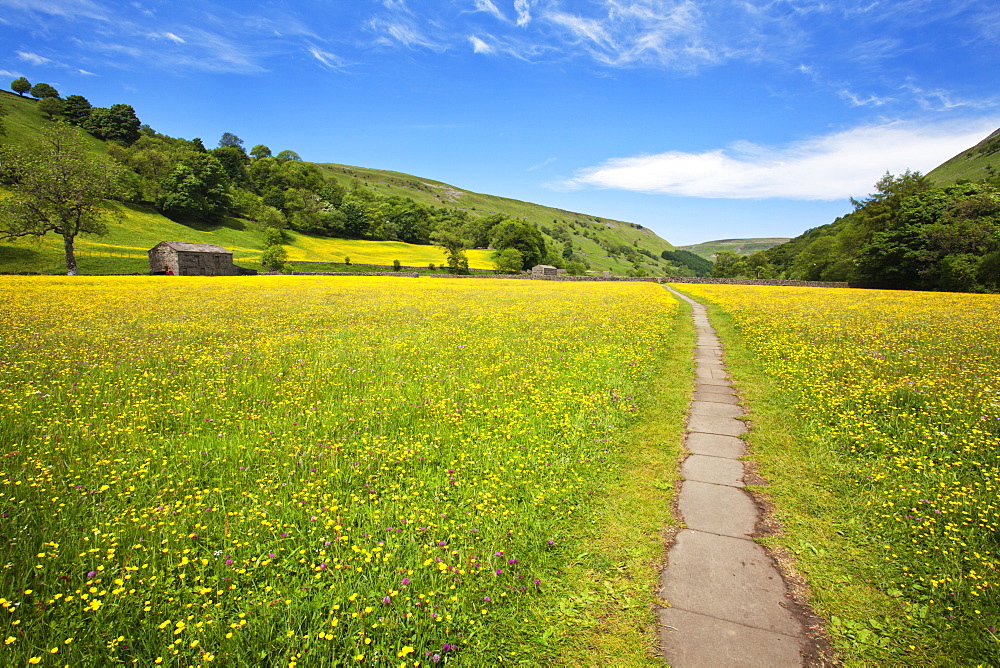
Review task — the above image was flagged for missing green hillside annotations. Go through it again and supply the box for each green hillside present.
[1,90,677,276]
[678,237,790,260]
[746,127,1000,291]
[927,128,1000,185]
[315,163,676,274]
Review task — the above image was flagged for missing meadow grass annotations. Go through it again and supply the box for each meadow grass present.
[673,284,1000,665]
[0,277,686,666]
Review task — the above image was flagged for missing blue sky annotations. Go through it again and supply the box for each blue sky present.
[2,0,998,245]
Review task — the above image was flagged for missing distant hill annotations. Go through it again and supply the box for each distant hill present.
[678,238,790,260]
[0,89,677,276]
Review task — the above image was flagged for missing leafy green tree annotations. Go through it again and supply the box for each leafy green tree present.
[218,132,243,148]
[61,95,92,125]
[249,144,272,160]
[210,146,249,185]
[381,198,430,244]
[276,150,302,162]
[393,259,402,272]
[490,218,547,269]
[156,153,231,222]
[493,247,524,273]
[29,82,59,99]
[711,251,749,278]
[284,188,328,233]
[11,76,30,96]
[260,245,287,272]
[855,183,1000,290]
[262,227,284,246]
[339,197,371,237]
[37,96,63,119]
[565,261,586,275]
[84,104,142,145]
[0,124,125,275]
[431,230,469,273]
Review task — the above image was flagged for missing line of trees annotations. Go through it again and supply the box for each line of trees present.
[713,170,1000,291]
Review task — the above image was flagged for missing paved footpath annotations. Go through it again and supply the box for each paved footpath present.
[658,288,810,667]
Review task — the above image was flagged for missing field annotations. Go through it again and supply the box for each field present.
[0,276,690,666]
[676,284,1000,664]
[0,204,495,276]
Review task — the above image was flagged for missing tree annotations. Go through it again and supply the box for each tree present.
[11,76,30,96]
[490,218,547,269]
[275,149,302,162]
[218,132,243,148]
[29,82,59,99]
[339,197,370,237]
[210,146,249,184]
[249,144,272,160]
[0,124,125,275]
[37,96,63,120]
[711,251,749,278]
[84,104,142,145]
[156,153,231,222]
[61,95,92,125]
[431,230,469,273]
[493,247,524,273]
[260,245,287,272]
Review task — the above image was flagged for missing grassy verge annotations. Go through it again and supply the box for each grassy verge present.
[548,294,692,666]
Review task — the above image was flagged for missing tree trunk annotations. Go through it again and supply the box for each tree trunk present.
[63,234,78,276]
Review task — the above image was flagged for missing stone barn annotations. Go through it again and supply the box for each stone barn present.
[531,264,558,277]
[149,241,239,276]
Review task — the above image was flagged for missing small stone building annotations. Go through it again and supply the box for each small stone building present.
[531,264,558,277]
[148,241,238,276]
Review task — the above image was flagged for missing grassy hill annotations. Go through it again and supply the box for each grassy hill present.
[927,127,1000,185]
[678,238,791,260]
[1,90,675,276]
[316,163,676,274]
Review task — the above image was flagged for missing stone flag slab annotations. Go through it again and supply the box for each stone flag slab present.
[660,530,803,637]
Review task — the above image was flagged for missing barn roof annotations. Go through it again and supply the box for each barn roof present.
[149,241,232,254]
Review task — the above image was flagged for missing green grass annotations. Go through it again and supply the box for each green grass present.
[927,128,1000,186]
[0,277,688,666]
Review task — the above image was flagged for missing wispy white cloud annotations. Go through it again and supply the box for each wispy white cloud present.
[514,0,531,26]
[537,1,723,71]
[839,89,893,107]
[369,16,445,51]
[902,82,997,112]
[468,35,494,54]
[17,50,52,65]
[558,119,1000,200]
[161,31,185,44]
[309,46,347,69]
[527,156,556,171]
[0,0,107,21]
[473,0,506,21]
